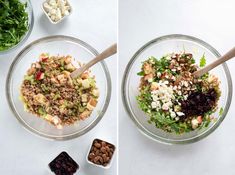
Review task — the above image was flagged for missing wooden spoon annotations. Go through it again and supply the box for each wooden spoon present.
[193,47,235,78]
[70,43,117,78]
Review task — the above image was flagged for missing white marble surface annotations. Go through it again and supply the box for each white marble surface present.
[119,0,235,175]
[0,0,117,174]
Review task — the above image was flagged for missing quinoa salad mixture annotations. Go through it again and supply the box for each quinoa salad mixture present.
[20,53,99,129]
[137,53,222,134]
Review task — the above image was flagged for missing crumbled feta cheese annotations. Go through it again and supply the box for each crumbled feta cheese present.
[191,118,199,129]
[175,117,179,121]
[151,101,161,110]
[162,103,169,110]
[43,0,71,22]
[183,94,188,100]
[176,112,185,116]
[56,8,62,21]
[151,81,174,111]
[157,72,161,78]
[177,91,182,95]
[165,55,172,60]
[170,111,176,118]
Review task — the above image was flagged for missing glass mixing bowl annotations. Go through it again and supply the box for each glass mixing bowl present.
[6,35,111,140]
[122,34,232,144]
[0,0,34,55]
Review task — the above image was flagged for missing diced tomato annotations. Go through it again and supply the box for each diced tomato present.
[35,71,44,80]
[197,116,202,124]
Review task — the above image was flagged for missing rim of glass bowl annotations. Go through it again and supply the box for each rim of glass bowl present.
[6,35,112,140]
[0,0,34,55]
[122,34,233,144]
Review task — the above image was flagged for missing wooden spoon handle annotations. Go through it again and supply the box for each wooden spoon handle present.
[193,47,235,77]
[71,43,117,78]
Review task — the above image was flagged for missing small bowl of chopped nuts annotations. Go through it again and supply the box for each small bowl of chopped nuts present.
[87,138,116,169]
[42,0,72,24]
[122,34,232,144]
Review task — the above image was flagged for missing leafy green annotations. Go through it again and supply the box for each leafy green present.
[24,75,35,84]
[155,56,170,72]
[219,107,224,116]
[38,107,46,116]
[137,71,144,76]
[191,58,196,64]
[0,0,29,51]
[199,54,206,67]
[201,72,209,80]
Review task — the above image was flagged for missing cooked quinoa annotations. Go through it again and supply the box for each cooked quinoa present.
[137,53,221,134]
[20,53,99,129]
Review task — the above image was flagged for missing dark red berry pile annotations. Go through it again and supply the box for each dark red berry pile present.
[49,152,79,175]
[181,89,217,117]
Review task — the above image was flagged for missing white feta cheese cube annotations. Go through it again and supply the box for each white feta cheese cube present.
[191,119,199,129]
[170,111,176,118]
[64,10,70,16]
[157,72,161,78]
[162,103,169,110]
[176,112,185,116]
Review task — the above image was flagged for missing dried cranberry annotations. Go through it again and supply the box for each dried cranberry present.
[181,89,217,118]
[49,152,79,175]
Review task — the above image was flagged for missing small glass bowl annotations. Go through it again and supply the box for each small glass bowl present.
[0,0,34,55]
[6,35,111,140]
[122,34,232,144]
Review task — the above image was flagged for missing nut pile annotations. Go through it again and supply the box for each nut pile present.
[49,152,79,175]
[88,139,115,167]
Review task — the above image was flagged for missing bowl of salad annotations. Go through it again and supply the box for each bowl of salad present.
[122,34,232,144]
[6,35,111,140]
[0,0,34,54]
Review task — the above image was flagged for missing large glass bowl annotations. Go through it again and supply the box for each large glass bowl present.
[6,35,111,140]
[0,0,34,55]
[122,34,232,144]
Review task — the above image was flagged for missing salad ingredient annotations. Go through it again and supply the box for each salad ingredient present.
[137,53,221,134]
[88,139,115,167]
[43,0,71,23]
[49,152,79,175]
[0,0,29,51]
[20,53,99,128]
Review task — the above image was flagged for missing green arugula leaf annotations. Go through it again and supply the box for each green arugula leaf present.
[137,71,144,76]
[219,107,224,116]
[0,0,29,51]
[200,54,206,67]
